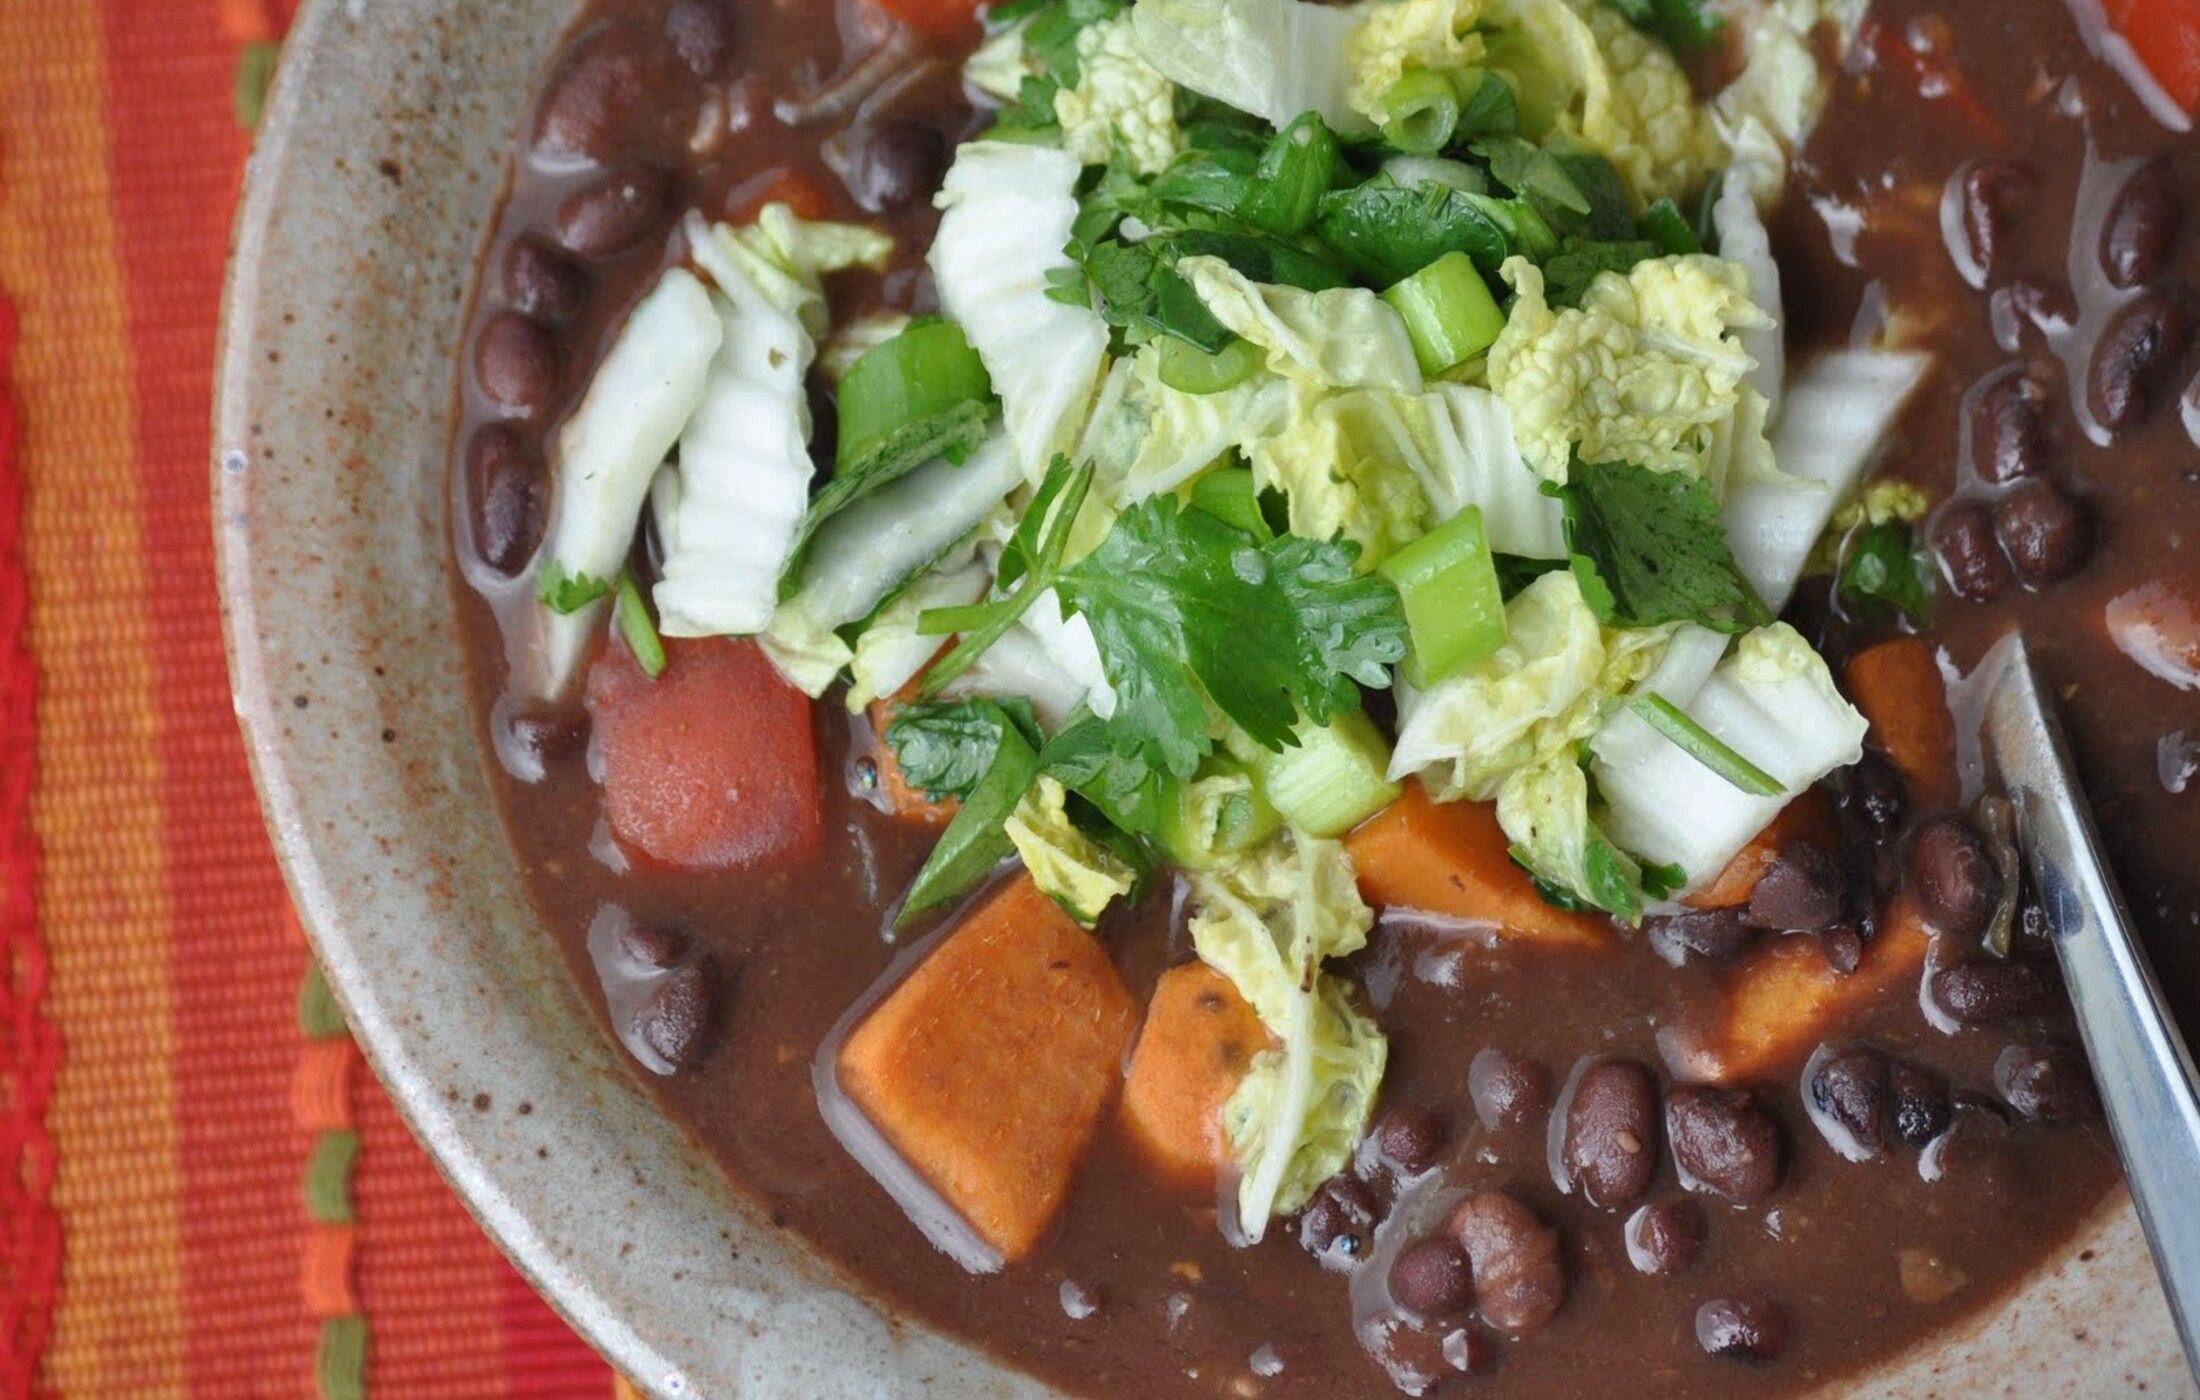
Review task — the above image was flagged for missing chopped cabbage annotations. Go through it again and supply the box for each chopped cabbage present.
[1592,622,1868,886]
[1721,348,1930,611]
[963,20,1031,103]
[1345,0,1487,129]
[1388,570,1667,799]
[941,588,1117,728]
[765,434,1026,697]
[1487,254,1770,483]
[1711,0,1867,203]
[1247,388,1434,566]
[1188,833,1384,1234]
[1495,753,1643,915]
[1130,0,1370,134]
[535,267,722,696]
[1713,164,1785,423]
[1005,775,1140,925]
[1055,13,1184,175]
[1487,0,1724,203]
[1179,256,1423,393]
[653,210,893,642]
[931,142,1111,483]
[1380,383,1568,558]
[1078,349,1295,503]
[846,557,991,710]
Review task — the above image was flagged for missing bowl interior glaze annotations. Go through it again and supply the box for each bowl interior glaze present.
[212,0,2189,1394]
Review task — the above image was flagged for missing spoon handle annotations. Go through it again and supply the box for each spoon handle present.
[1985,636,2200,1373]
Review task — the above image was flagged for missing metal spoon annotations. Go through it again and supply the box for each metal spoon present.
[1983,633,2200,1372]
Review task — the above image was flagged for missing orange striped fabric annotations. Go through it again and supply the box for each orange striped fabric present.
[0,3,623,1395]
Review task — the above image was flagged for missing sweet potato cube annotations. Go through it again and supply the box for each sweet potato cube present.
[1685,788,1840,910]
[1844,637,1960,810]
[866,701,956,826]
[1345,783,1611,947]
[838,874,1138,1263]
[1709,898,1933,1083]
[1120,964,1271,1192]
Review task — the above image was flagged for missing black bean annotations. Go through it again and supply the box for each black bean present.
[1667,1086,1784,1204]
[1744,842,1846,932]
[1624,1198,1705,1277]
[1992,479,2092,586]
[2089,288,2187,431]
[634,960,720,1072]
[1389,1237,1474,1319]
[1849,753,1905,832]
[505,236,590,324]
[557,165,674,259]
[1908,817,2001,939]
[465,424,546,574]
[2102,158,2181,289]
[1932,503,2014,603]
[851,119,948,212]
[1560,1060,1660,1208]
[1469,1048,1553,1130]
[535,32,652,161]
[1960,160,2026,277]
[474,313,561,412]
[1821,926,1865,975]
[617,921,690,970]
[1372,1104,1446,1177]
[1888,1061,1954,1148]
[1931,960,2059,1025]
[1966,368,2050,485]
[1808,1045,1889,1159]
[1696,1294,1789,1362]
[1447,1191,1568,1336]
[1299,1176,1380,1270]
[1996,1041,2102,1124]
[506,707,589,762]
[663,0,737,79]
[1646,907,1754,966]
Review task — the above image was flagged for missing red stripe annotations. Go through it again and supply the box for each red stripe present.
[0,172,62,1395]
[91,2,315,1392]
[499,1261,614,1398]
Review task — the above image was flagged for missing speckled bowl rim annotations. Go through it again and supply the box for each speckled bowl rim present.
[210,0,2192,1395]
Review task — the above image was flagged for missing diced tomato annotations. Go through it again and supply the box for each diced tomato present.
[586,636,822,871]
[866,0,986,39]
[2105,0,2200,112]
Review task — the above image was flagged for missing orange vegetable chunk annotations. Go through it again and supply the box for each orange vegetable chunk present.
[1685,789,1840,910]
[2104,0,2200,112]
[586,636,821,871]
[1843,636,1960,811]
[1709,899,1933,1083]
[838,875,1139,1263]
[1344,782,1610,947]
[1120,964,1271,1192]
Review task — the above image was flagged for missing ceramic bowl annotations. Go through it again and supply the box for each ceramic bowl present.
[212,0,2191,1394]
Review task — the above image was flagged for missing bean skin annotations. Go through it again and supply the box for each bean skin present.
[1931,503,2014,603]
[1932,959,2060,1025]
[1959,160,2026,277]
[474,313,561,412]
[2089,288,2187,432]
[505,236,590,323]
[634,959,721,1072]
[1908,817,2001,939]
[1992,480,2092,586]
[1389,1237,1475,1319]
[2101,158,2180,289]
[1997,1041,2102,1124]
[465,423,547,573]
[1447,1191,1568,1336]
[1469,1049,1553,1129]
[1666,1085,1785,1203]
[1696,1294,1789,1362]
[557,165,674,259]
[534,31,651,161]
[1966,368,2050,485]
[1559,1060,1660,1209]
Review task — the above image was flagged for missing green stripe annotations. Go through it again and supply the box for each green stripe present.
[304,1130,359,1225]
[298,963,347,1040]
[316,1315,368,1400]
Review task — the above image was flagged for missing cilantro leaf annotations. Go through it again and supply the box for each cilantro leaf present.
[1561,460,1771,633]
[1838,520,1934,625]
[1055,498,1408,778]
[538,560,613,614]
[779,398,994,598]
[1040,712,1171,836]
[883,698,1045,803]
[916,458,1096,697]
[1312,180,1524,286]
[1540,238,1662,307]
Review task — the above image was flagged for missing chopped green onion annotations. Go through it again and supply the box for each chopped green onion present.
[1380,69,1461,155]
[1450,67,1518,142]
[1627,693,1783,796]
[1377,505,1507,685]
[834,318,993,469]
[614,571,667,679]
[896,722,1040,928]
[1188,466,1271,540]
[1156,335,1264,395]
[1636,196,1701,256]
[1382,251,1506,377]
[1255,710,1401,838]
[1153,755,1283,868]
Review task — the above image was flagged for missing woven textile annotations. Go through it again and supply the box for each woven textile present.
[0,2,621,1393]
